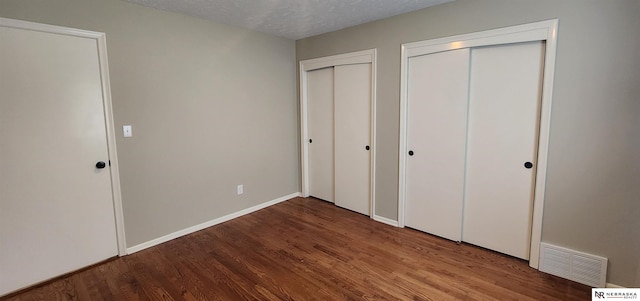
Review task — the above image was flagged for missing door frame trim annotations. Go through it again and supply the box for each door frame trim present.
[0,17,128,256]
[299,49,377,218]
[397,19,558,269]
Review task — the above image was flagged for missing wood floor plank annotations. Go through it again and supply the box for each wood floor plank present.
[2,197,590,301]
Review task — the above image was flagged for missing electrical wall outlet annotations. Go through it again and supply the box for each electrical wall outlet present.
[237,184,243,195]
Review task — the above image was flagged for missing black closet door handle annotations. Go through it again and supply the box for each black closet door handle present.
[524,162,533,169]
[96,161,106,169]
[309,139,312,143]
[408,150,414,156]
[365,145,370,151]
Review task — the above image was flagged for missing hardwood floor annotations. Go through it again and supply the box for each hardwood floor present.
[3,197,589,301]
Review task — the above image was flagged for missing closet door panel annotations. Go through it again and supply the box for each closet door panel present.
[307,67,334,202]
[463,41,544,259]
[334,63,371,215]
[405,49,470,241]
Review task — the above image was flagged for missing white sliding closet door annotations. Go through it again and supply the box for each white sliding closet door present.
[334,64,371,215]
[462,41,545,259]
[307,67,335,202]
[405,49,470,241]
[302,50,375,217]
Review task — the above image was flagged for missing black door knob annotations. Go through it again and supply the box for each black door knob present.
[524,162,533,169]
[96,161,106,169]
[309,139,312,143]
[365,145,370,150]
[408,150,414,156]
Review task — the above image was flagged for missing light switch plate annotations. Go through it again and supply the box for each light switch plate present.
[123,125,132,138]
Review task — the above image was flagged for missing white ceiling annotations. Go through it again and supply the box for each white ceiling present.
[125,0,453,40]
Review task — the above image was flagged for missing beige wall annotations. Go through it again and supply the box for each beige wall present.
[297,0,640,287]
[2,0,638,288]
[0,0,298,247]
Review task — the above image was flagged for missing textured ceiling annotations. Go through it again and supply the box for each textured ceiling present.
[125,0,454,40]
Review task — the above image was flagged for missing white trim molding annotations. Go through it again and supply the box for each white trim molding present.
[127,192,301,254]
[0,17,128,257]
[301,49,376,72]
[373,215,400,227]
[398,19,559,269]
[606,283,625,288]
[98,28,128,257]
[0,17,104,39]
[299,49,377,218]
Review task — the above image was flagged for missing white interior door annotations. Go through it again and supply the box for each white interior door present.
[334,63,371,215]
[405,49,470,241]
[307,67,334,202]
[0,25,118,295]
[462,41,545,259]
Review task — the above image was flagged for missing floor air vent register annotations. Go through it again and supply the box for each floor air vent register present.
[539,242,608,287]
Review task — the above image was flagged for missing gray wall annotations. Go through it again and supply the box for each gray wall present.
[297,0,640,287]
[2,0,638,288]
[0,0,299,247]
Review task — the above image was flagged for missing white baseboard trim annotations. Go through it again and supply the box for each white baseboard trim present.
[606,283,625,288]
[126,192,301,254]
[373,214,399,227]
